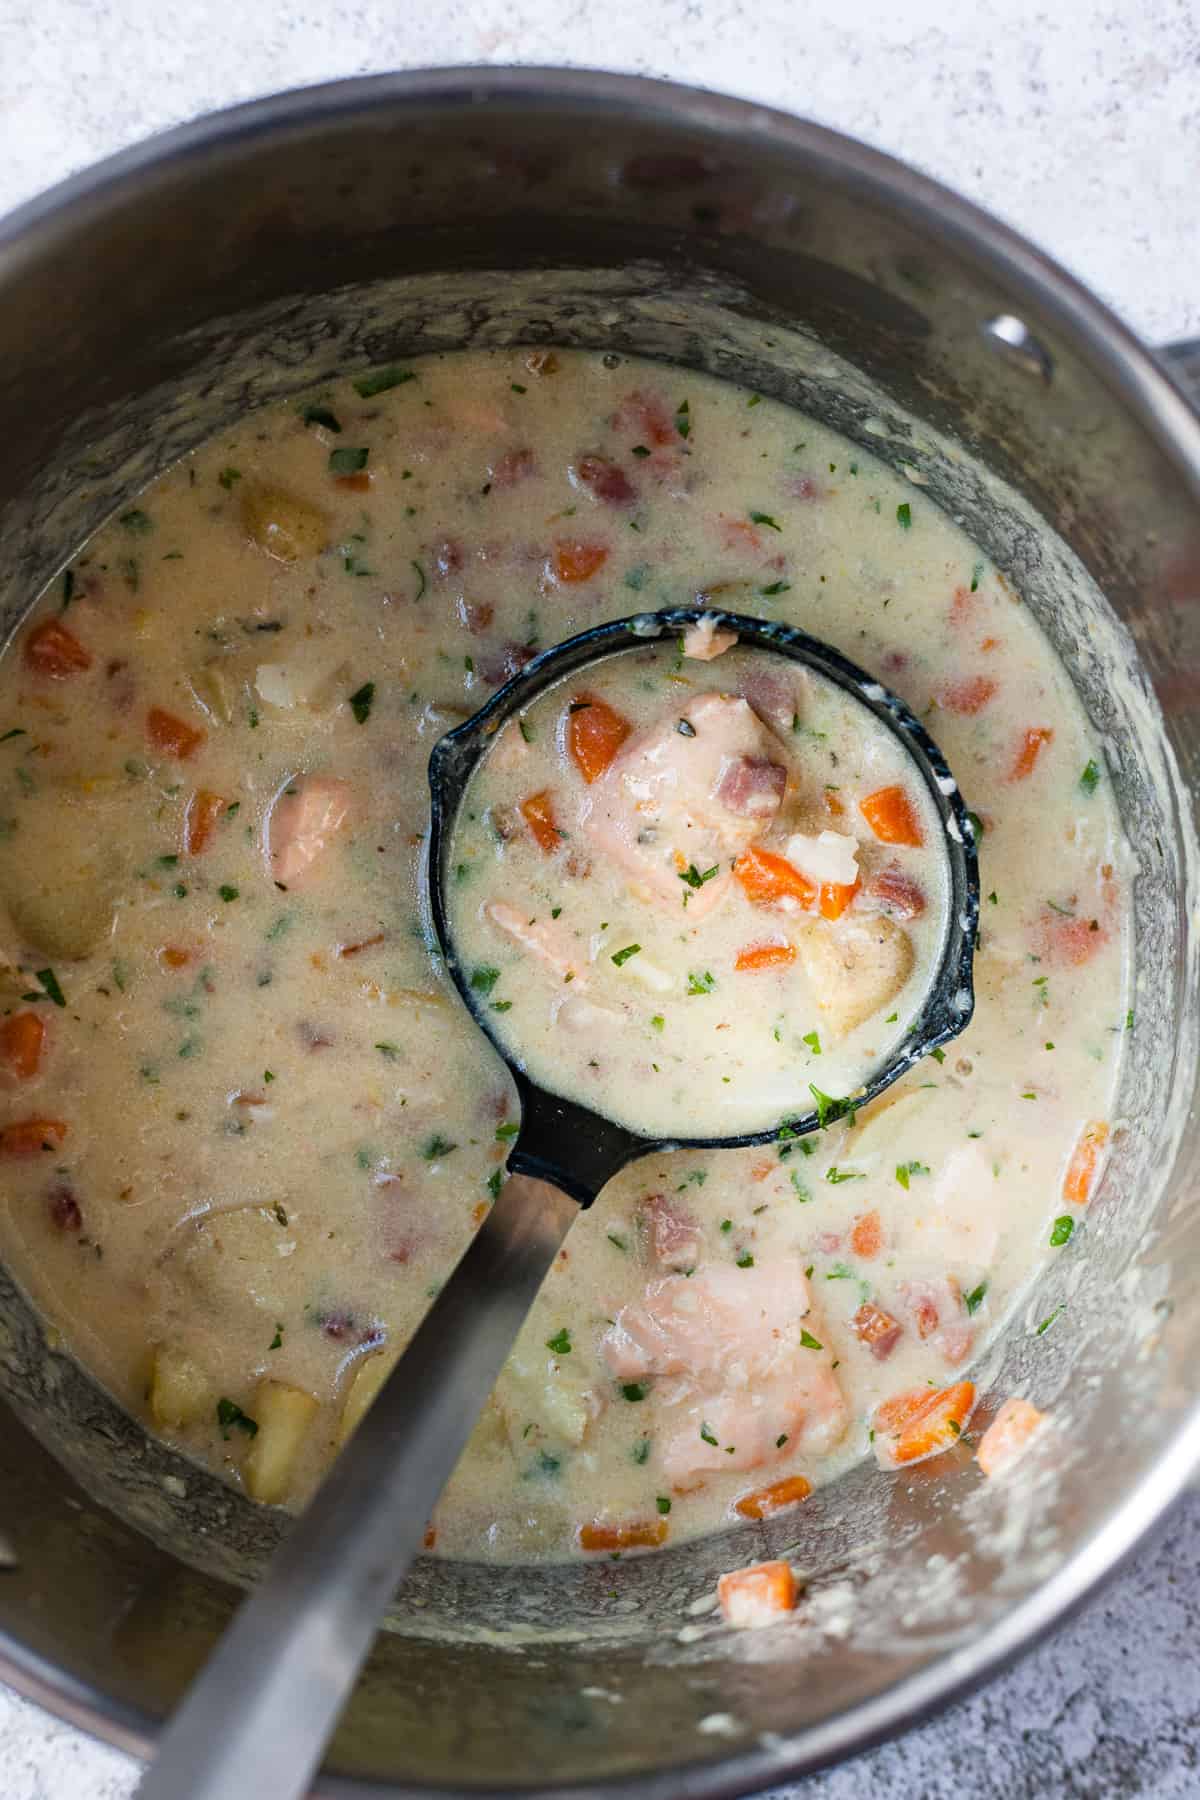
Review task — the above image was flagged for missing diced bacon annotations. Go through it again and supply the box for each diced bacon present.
[583,692,785,919]
[873,1381,976,1469]
[488,448,536,488]
[485,901,585,985]
[569,455,637,507]
[479,641,536,687]
[851,1302,902,1360]
[718,1561,797,1628]
[636,1192,703,1272]
[714,755,786,820]
[601,1260,847,1486]
[0,1012,46,1083]
[897,1277,974,1365]
[937,675,998,715]
[739,669,802,739]
[682,617,738,661]
[867,864,927,920]
[266,774,352,887]
[456,599,495,634]
[24,619,92,678]
[977,1398,1047,1476]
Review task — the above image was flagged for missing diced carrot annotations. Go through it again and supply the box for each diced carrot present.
[874,1380,975,1469]
[1063,1119,1108,1206]
[734,1475,812,1520]
[938,675,998,715]
[818,877,859,920]
[578,1518,669,1552]
[0,1013,46,1082]
[733,844,816,909]
[184,788,227,855]
[735,941,796,972]
[422,1524,437,1550]
[1009,726,1053,781]
[717,1560,797,1628]
[850,1210,883,1259]
[553,540,609,585]
[519,790,562,854]
[25,619,93,678]
[158,945,196,970]
[860,785,923,847]
[147,707,206,761]
[0,1117,67,1156]
[977,1398,1047,1477]
[567,694,631,783]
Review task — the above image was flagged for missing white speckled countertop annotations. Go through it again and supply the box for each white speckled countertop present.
[2,2,1199,1795]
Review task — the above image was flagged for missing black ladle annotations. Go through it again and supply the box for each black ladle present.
[138,608,978,1800]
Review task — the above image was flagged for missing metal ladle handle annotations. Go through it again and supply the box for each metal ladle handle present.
[137,1171,580,1800]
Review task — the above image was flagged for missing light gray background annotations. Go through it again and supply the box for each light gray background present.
[1,1,1198,1794]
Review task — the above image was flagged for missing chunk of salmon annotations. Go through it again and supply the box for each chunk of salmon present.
[918,1144,999,1271]
[682,616,738,660]
[485,901,586,985]
[265,775,352,887]
[635,1191,703,1272]
[793,912,914,1038]
[600,1260,847,1486]
[582,692,786,920]
[976,1397,1047,1476]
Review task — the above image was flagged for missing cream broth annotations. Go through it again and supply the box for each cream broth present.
[0,349,1127,1559]
[448,641,949,1136]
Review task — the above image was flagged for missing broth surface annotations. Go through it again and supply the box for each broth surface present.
[0,350,1127,1558]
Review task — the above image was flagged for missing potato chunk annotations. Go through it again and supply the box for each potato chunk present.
[0,784,136,958]
[149,1346,212,1430]
[338,1350,398,1445]
[244,1380,318,1503]
[241,486,330,562]
[794,912,914,1038]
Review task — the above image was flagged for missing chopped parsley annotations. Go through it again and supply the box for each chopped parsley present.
[611,944,641,967]
[621,1382,647,1402]
[735,1251,755,1268]
[964,1282,988,1315]
[216,1398,258,1440]
[675,399,691,439]
[808,1083,852,1128]
[749,511,781,531]
[352,366,415,398]
[679,862,720,889]
[825,1166,864,1184]
[699,1421,718,1446]
[218,885,239,903]
[1079,759,1101,796]
[375,1042,402,1059]
[895,1160,930,1190]
[32,967,66,1008]
[217,467,241,490]
[1036,1305,1065,1336]
[656,1495,672,1515]
[411,560,427,600]
[800,1329,823,1351]
[896,502,912,529]
[970,559,984,592]
[686,970,716,995]
[632,1438,650,1464]
[470,966,501,996]
[1049,1214,1075,1247]
[790,1170,811,1202]
[546,1328,572,1355]
[422,1134,457,1160]
[760,580,791,596]
[118,508,152,534]
[268,1325,283,1350]
[802,1029,821,1055]
[348,680,375,724]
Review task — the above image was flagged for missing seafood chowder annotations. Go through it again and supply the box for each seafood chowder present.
[447,638,950,1137]
[0,350,1126,1565]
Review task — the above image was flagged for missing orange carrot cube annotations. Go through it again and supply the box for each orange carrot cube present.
[977,1397,1047,1477]
[1063,1119,1108,1205]
[733,1475,812,1521]
[567,694,631,783]
[859,785,923,847]
[717,1560,797,1628]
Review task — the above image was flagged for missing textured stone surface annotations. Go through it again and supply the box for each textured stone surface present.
[0,2,1198,1794]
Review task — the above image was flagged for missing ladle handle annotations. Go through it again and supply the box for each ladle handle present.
[137,1171,580,1800]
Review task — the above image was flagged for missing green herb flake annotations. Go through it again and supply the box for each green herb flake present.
[33,967,66,1008]
[760,580,791,596]
[611,944,641,967]
[656,1494,672,1515]
[352,366,415,398]
[216,1397,258,1440]
[422,1133,457,1161]
[749,510,781,531]
[930,1047,946,1065]
[218,884,239,903]
[546,1328,572,1355]
[896,502,913,529]
[1079,759,1101,796]
[607,1231,628,1252]
[119,508,153,534]
[1036,1304,1065,1336]
[268,1324,283,1350]
[60,568,75,608]
[802,1029,821,1055]
[895,1160,930,1190]
[809,1083,852,1129]
[964,1282,988,1316]
[411,560,427,600]
[622,1382,647,1403]
[675,400,691,439]
[686,969,716,995]
[486,1168,503,1200]
[329,446,369,476]
[735,1251,755,1268]
[1050,1214,1075,1247]
[699,1421,718,1446]
[375,1041,401,1060]
[679,862,719,890]
[470,965,501,996]
[217,467,241,491]
[790,1170,811,1202]
[495,1120,519,1141]
[632,1437,650,1464]
[825,1165,865,1184]
[800,1328,823,1351]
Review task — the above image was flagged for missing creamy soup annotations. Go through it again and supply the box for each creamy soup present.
[0,349,1127,1560]
[447,637,950,1137]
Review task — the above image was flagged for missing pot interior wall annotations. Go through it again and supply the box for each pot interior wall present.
[0,82,1198,1792]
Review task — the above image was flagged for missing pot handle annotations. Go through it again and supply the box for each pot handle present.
[1162,339,1200,411]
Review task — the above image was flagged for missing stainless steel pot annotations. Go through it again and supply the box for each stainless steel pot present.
[1,67,1199,1797]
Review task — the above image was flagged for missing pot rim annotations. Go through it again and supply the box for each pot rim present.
[1,63,1198,1798]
